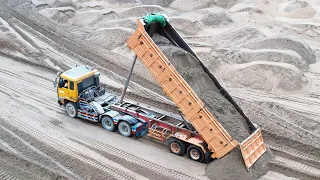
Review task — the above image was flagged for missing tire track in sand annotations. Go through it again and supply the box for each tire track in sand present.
[0,110,141,180]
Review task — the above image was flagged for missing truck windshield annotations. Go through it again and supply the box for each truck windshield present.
[82,76,95,89]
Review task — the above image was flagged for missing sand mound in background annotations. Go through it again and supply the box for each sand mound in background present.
[216,27,266,48]
[170,17,202,35]
[240,37,316,66]
[170,0,214,11]
[32,0,56,7]
[178,7,233,27]
[220,48,308,69]
[39,7,75,23]
[230,6,273,23]
[184,26,265,48]
[86,28,132,49]
[278,0,316,19]
[92,17,136,30]
[66,10,108,26]
[219,62,307,92]
[170,0,239,11]
[200,8,233,27]
[140,0,173,7]
[258,0,317,19]
[118,5,165,18]
[73,0,141,9]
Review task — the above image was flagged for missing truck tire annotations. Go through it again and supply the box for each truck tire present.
[118,121,132,137]
[187,145,205,162]
[101,116,115,131]
[168,138,186,156]
[66,102,77,118]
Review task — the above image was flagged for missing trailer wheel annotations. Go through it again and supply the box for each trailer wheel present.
[101,116,115,131]
[187,145,205,162]
[168,138,186,156]
[66,102,77,118]
[118,121,132,137]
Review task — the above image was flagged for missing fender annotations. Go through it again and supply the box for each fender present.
[100,110,120,120]
[118,115,138,125]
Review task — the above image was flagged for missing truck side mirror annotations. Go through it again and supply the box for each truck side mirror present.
[58,79,63,88]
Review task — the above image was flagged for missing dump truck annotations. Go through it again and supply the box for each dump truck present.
[54,12,266,169]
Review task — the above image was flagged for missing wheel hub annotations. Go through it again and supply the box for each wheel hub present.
[190,149,200,160]
[171,143,180,153]
[122,126,128,132]
[67,106,75,115]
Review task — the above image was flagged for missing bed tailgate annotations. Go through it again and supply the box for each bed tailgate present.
[240,128,267,169]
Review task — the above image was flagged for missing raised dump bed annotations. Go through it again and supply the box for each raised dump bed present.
[126,14,266,168]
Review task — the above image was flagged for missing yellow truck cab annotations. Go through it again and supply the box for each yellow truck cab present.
[53,65,148,138]
[56,65,100,105]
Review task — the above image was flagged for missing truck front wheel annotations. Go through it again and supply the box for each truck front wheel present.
[66,102,78,118]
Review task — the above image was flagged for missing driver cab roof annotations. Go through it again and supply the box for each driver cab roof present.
[60,65,98,81]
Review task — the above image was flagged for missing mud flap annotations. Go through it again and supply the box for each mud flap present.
[239,128,266,170]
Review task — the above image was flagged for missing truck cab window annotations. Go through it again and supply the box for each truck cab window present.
[63,79,68,88]
[70,81,74,90]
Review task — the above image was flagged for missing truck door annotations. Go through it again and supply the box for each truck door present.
[58,78,69,99]
[68,81,78,101]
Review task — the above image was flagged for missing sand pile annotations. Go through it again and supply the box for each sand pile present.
[118,5,164,18]
[230,6,272,23]
[192,47,223,71]
[169,17,202,35]
[170,0,238,11]
[220,48,306,69]
[258,0,317,19]
[32,0,56,7]
[158,44,251,142]
[66,10,107,26]
[156,39,271,180]
[92,18,136,30]
[72,0,141,9]
[213,27,266,48]
[206,147,273,180]
[178,7,233,28]
[240,37,316,68]
[170,0,215,11]
[140,0,173,7]
[200,8,233,27]
[86,27,132,49]
[218,62,307,92]
[39,7,74,24]
[278,0,317,19]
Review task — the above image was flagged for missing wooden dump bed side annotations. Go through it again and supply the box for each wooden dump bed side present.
[127,20,238,158]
